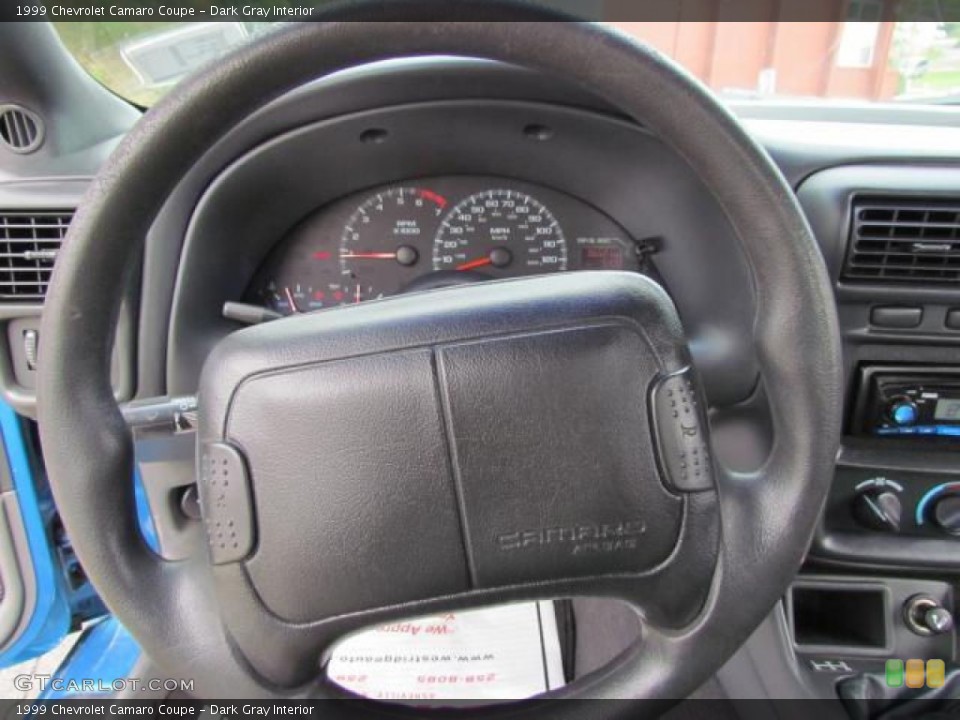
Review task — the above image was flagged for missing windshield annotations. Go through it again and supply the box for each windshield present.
[55,20,960,107]
[55,22,284,107]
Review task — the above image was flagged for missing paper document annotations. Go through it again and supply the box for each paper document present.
[327,601,566,703]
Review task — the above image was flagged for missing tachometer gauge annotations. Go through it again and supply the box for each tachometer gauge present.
[433,189,567,276]
[339,187,448,299]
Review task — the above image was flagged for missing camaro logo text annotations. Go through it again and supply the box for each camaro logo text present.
[496,519,646,556]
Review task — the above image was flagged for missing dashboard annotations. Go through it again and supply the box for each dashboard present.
[3,44,960,704]
[246,177,641,314]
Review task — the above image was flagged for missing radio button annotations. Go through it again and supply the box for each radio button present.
[890,400,920,425]
[871,306,923,329]
[888,399,919,426]
[946,309,960,331]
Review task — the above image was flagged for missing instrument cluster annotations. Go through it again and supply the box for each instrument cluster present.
[246,176,642,314]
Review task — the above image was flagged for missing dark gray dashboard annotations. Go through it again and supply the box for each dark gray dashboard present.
[153,60,960,581]
[4,60,960,540]
[2,58,959,516]
[166,95,758,406]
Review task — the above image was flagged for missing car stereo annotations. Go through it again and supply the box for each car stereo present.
[855,366,960,439]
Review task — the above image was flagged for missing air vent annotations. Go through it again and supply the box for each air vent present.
[0,211,72,302]
[0,105,43,154]
[843,197,960,284]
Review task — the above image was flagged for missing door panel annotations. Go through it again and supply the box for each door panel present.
[0,401,72,667]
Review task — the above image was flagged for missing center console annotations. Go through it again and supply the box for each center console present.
[820,369,960,561]
[782,165,960,708]
[828,366,960,539]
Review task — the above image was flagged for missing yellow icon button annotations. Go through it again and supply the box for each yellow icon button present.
[926,659,945,688]
[905,659,925,688]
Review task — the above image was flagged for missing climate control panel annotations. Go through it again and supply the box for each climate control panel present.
[829,469,960,539]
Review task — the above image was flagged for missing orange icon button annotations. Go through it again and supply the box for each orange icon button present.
[905,659,925,688]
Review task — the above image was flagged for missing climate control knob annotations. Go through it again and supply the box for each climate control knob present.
[932,494,960,536]
[852,489,902,533]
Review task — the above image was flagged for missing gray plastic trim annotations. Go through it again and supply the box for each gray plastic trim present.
[138,58,960,409]
[797,164,960,570]
[0,493,26,647]
[786,580,895,657]
[0,493,37,654]
[166,100,759,409]
[0,179,137,417]
[715,606,842,705]
[787,576,954,697]
[134,433,202,562]
[0,23,138,182]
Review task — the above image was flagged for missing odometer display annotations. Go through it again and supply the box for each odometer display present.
[580,244,624,269]
[432,190,567,276]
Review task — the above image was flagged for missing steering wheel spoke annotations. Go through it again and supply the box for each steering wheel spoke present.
[135,431,203,562]
[118,395,204,561]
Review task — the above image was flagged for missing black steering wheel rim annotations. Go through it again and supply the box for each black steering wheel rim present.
[38,4,842,712]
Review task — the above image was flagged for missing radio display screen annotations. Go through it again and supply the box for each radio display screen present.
[934,398,960,422]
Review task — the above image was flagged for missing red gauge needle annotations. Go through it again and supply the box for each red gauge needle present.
[340,246,419,267]
[456,257,493,272]
[340,252,397,259]
[283,287,300,313]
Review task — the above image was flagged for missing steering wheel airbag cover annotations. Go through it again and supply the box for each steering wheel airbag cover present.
[202,273,694,632]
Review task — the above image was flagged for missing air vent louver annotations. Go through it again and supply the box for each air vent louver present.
[843,197,960,284]
[0,211,72,302]
[0,105,43,154]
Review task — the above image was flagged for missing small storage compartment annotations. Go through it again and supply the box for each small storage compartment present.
[791,585,888,650]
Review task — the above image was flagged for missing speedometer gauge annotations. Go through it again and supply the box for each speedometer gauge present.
[433,190,567,276]
[339,187,448,300]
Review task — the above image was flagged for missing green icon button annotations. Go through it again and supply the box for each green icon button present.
[885,659,904,688]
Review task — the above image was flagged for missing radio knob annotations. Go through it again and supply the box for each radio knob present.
[852,489,902,533]
[887,398,919,427]
[932,494,960,536]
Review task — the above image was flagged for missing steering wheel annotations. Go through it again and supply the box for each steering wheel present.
[37,3,842,713]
